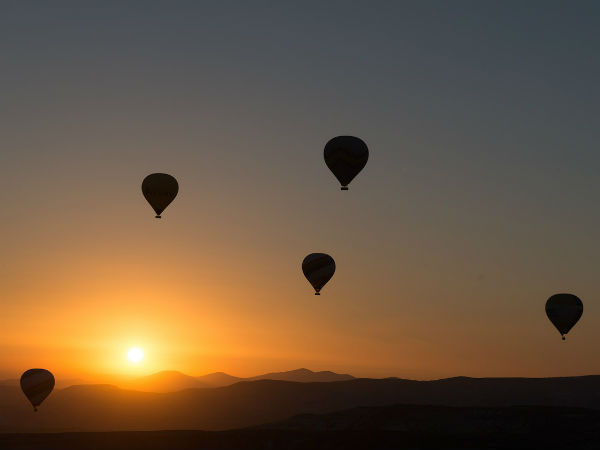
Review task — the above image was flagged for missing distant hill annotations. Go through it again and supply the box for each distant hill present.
[129,368,354,391]
[1,375,600,433]
[246,368,354,383]
[1,403,598,449]
[195,368,353,388]
[122,371,208,392]
[195,372,243,387]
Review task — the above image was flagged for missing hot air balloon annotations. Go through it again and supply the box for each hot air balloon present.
[324,136,369,190]
[545,293,583,340]
[20,369,55,412]
[302,253,335,295]
[141,173,179,218]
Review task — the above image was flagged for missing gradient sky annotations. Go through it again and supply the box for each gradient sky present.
[1,1,599,381]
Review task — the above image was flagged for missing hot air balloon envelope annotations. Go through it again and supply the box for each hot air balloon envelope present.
[545,293,583,340]
[302,253,335,295]
[20,369,55,411]
[141,173,178,218]
[324,136,369,190]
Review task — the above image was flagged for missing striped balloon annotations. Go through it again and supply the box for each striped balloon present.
[20,369,55,412]
[545,294,583,340]
[302,253,336,295]
[142,173,179,218]
[324,136,369,190]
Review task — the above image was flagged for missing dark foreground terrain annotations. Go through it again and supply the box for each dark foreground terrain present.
[1,403,598,450]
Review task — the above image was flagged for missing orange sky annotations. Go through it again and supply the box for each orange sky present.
[2,2,599,382]
[2,182,598,381]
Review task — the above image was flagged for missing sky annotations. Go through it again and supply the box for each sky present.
[1,1,599,381]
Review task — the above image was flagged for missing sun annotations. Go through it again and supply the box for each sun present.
[127,347,144,364]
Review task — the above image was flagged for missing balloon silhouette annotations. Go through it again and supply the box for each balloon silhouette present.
[545,293,583,340]
[20,369,55,412]
[324,136,369,190]
[302,253,335,295]
[141,173,179,218]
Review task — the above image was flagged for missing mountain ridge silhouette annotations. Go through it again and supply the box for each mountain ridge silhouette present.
[1,375,599,433]
[0,368,355,393]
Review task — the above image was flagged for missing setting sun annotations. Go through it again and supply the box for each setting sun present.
[127,347,144,364]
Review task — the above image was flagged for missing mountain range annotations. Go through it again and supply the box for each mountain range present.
[123,368,354,392]
[1,374,599,433]
[0,368,354,393]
